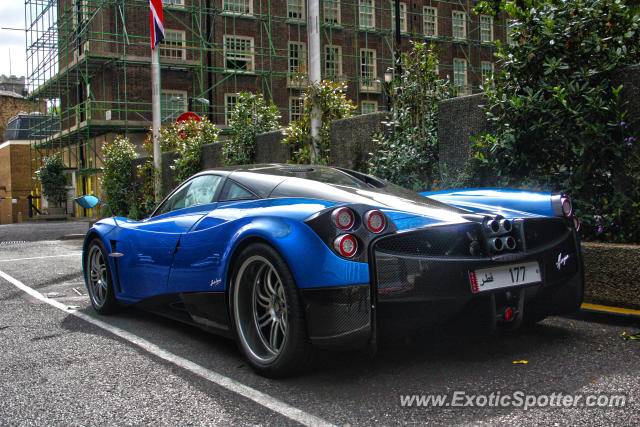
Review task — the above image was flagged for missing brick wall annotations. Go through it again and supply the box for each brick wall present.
[0,95,43,141]
[0,142,32,224]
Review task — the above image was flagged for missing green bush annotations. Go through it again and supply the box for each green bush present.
[101,136,138,217]
[224,92,280,165]
[469,0,640,243]
[36,154,68,208]
[283,80,356,164]
[368,42,454,191]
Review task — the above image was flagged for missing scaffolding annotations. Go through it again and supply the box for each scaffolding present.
[25,0,505,216]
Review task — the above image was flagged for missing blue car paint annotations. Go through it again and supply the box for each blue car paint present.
[420,188,555,218]
[84,188,561,306]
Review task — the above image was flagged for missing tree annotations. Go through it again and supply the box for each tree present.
[368,42,454,191]
[283,80,356,164]
[37,154,68,208]
[471,0,640,242]
[223,92,281,165]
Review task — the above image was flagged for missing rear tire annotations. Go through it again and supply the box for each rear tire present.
[85,239,119,314]
[230,243,313,378]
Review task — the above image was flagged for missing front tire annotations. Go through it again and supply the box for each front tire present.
[231,243,313,377]
[85,239,119,314]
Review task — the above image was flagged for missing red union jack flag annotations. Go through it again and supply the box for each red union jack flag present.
[149,0,165,49]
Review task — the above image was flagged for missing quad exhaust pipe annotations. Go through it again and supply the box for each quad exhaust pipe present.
[489,236,516,252]
[485,218,512,235]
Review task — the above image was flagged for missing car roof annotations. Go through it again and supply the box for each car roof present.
[198,164,375,199]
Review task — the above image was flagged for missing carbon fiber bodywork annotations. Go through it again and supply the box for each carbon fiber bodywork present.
[372,216,582,333]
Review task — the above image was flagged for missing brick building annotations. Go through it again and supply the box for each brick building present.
[25,0,506,215]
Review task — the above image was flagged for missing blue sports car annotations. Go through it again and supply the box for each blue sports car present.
[81,164,583,377]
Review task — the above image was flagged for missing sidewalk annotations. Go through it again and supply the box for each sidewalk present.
[0,220,92,242]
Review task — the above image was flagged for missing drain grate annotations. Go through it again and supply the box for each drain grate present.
[0,241,27,246]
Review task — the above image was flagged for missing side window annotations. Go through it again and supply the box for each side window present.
[220,180,257,201]
[155,174,222,216]
[184,175,222,207]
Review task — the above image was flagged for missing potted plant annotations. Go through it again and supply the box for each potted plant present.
[36,154,68,215]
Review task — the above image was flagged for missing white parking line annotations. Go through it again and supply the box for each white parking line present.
[0,269,335,427]
[0,253,82,262]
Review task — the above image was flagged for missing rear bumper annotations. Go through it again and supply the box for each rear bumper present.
[300,218,583,350]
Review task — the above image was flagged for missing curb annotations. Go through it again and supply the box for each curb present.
[580,302,640,319]
[58,234,86,241]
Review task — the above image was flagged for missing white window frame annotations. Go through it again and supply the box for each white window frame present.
[224,35,255,72]
[480,15,493,43]
[287,0,305,20]
[423,6,437,38]
[323,0,341,25]
[225,93,238,125]
[162,0,185,9]
[160,29,186,60]
[323,44,343,79]
[360,48,379,92]
[481,61,494,84]
[453,58,467,95]
[390,2,408,34]
[222,0,252,15]
[289,96,304,123]
[452,10,466,41]
[288,41,307,87]
[361,100,378,114]
[161,89,188,123]
[359,0,375,29]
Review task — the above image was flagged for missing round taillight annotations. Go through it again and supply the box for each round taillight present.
[332,207,355,230]
[364,210,386,233]
[333,234,358,258]
[572,215,580,231]
[561,197,572,216]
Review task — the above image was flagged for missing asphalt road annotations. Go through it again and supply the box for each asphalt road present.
[0,239,638,426]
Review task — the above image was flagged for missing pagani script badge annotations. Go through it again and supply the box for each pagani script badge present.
[210,278,222,287]
[556,253,569,270]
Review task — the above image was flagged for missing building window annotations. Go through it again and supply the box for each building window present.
[289,97,304,123]
[481,61,494,84]
[323,45,342,79]
[360,48,377,90]
[160,30,185,60]
[390,2,407,34]
[224,35,254,72]
[162,0,184,7]
[480,15,493,43]
[361,101,377,114]
[452,10,466,40]
[161,89,187,122]
[225,93,238,125]
[223,0,252,15]
[287,0,305,20]
[323,0,340,25]
[288,42,307,76]
[453,58,467,94]
[359,0,375,29]
[423,7,437,37]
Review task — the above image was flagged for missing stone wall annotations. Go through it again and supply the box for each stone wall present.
[255,131,289,164]
[582,242,640,310]
[330,112,386,171]
[437,94,488,178]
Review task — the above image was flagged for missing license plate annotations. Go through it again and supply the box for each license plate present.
[469,261,541,293]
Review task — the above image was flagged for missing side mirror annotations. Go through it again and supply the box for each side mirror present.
[74,195,101,209]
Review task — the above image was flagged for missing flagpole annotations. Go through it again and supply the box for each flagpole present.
[152,46,161,202]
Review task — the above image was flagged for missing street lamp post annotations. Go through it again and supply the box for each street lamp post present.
[384,67,394,111]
